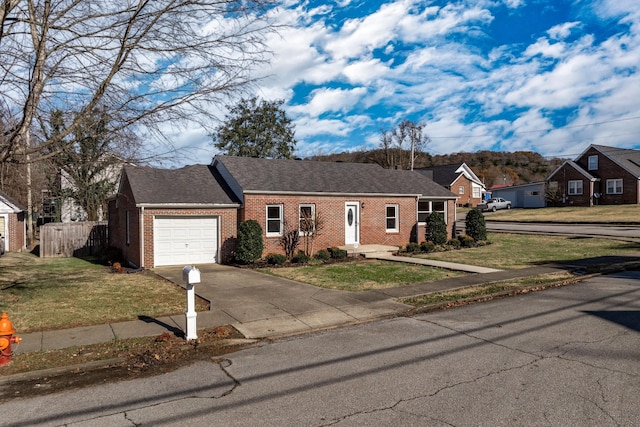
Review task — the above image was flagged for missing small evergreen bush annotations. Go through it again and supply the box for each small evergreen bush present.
[425,212,448,245]
[465,208,487,241]
[235,220,264,264]
[328,247,348,259]
[314,249,330,261]
[265,253,287,265]
[405,242,421,253]
[420,241,436,253]
[292,250,310,264]
[458,235,476,248]
[446,238,461,249]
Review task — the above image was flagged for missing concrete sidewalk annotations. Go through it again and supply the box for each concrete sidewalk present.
[14,254,639,354]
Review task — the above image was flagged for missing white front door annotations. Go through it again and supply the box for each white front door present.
[345,203,359,245]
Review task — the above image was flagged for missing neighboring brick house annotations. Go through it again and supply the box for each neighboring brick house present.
[0,190,26,252]
[109,156,457,268]
[415,163,485,207]
[546,145,640,207]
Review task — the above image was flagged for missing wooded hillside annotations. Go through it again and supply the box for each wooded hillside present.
[309,149,566,188]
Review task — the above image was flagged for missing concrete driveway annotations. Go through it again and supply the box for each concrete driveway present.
[154,264,410,338]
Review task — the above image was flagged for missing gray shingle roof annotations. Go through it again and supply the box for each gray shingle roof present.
[214,155,456,198]
[124,164,240,205]
[414,164,461,187]
[0,189,26,211]
[592,145,640,178]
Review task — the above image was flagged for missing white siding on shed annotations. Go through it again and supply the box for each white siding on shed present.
[154,216,218,266]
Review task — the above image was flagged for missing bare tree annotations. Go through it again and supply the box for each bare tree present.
[300,208,325,257]
[0,0,277,163]
[372,120,430,170]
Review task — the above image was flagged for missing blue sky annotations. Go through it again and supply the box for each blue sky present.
[164,0,640,166]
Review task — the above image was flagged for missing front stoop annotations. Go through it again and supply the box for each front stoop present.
[339,244,399,258]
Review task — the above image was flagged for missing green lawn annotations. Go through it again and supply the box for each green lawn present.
[259,259,465,291]
[0,252,208,333]
[416,233,640,269]
[481,205,640,223]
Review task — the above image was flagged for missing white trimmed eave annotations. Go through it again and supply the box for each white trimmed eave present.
[242,190,456,199]
[136,203,241,209]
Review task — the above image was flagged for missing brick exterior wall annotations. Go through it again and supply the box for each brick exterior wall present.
[576,147,639,205]
[547,147,640,207]
[451,175,482,207]
[242,194,456,256]
[4,212,25,251]
[108,175,238,268]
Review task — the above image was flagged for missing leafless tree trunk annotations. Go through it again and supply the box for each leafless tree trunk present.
[0,0,277,163]
[373,120,430,170]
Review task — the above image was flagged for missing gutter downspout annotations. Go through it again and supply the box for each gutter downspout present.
[140,206,145,269]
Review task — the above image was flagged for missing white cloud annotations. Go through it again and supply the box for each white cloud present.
[547,21,580,39]
[292,87,368,117]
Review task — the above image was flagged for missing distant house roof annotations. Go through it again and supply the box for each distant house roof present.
[415,163,485,188]
[213,155,456,198]
[547,160,599,182]
[123,164,240,206]
[0,189,26,212]
[589,144,640,178]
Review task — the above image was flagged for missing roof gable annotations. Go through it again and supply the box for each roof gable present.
[415,163,485,188]
[588,144,640,178]
[213,155,456,198]
[0,190,25,212]
[123,164,240,206]
[547,160,598,181]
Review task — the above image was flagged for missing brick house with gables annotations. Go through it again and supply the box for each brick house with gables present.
[415,163,486,207]
[546,144,640,207]
[109,156,457,268]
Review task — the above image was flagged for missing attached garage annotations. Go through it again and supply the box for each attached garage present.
[154,216,219,266]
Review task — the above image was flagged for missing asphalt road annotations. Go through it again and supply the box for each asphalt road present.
[2,271,639,426]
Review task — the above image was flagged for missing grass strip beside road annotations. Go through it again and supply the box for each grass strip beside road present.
[258,259,466,291]
[0,252,209,333]
[482,205,640,223]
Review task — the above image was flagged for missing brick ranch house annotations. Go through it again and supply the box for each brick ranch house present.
[546,144,640,207]
[0,189,26,252]
[414,163,486,207]
[109,155,457,268]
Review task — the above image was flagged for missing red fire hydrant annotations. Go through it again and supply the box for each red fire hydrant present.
[0,312,21,367]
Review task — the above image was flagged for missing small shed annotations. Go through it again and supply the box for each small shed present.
[490,182,546,208]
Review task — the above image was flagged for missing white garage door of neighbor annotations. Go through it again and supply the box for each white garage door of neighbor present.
[154,216,218,266]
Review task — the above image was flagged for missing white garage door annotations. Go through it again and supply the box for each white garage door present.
[154,216,218,267]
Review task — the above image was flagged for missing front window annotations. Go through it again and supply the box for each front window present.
[266,205,283,236]
[588,155,598,170]
[418,200,446,223]
[386,204,398,232]
[472,184,481,198]
[606,179,623,194]
[299,204,315,235]
[458,186,465,195]
[568,180,583,195]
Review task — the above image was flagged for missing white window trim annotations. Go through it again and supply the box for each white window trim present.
[266,204,283,237]
[588,155,598,171]
[385,204,399,232]
[458,186,465,195]
[472,184,481,198]
[299,204,315,236]
[418,200,447,224]
[606,179,623,194]
[568,180,583,195]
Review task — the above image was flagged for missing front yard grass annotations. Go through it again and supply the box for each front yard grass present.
[415,233,640,270]
[484,205,640,223]
[0,252,208,333]
[258,259,466,291]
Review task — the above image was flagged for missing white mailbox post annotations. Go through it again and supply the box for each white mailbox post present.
[182,265,201,341]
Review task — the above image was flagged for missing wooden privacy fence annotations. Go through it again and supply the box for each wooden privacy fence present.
[40,221,108,258]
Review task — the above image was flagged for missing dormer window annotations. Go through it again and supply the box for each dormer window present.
[588,155,598,170]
